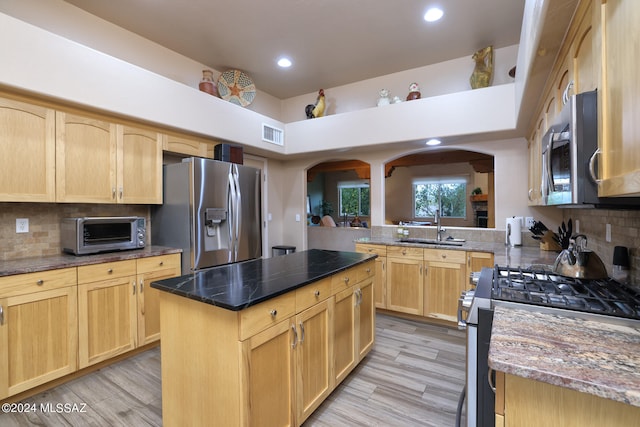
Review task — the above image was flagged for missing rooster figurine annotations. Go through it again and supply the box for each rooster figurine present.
[305,89,326,119]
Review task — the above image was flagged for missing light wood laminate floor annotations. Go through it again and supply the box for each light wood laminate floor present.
[0,314,466,426]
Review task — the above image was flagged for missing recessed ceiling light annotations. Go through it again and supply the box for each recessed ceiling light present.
[426,138,442,146]
[277,57,292,68]
[424,7,444,22]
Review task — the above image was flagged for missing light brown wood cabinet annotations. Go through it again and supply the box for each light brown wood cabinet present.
[423,249,466,322]
[163,133,213,158]
[598,0,640,196]
[77,260,138,368]
[386,246,424,315]
[135,254,181,346]
[0,96,56,202]
[158,263,375,427]
[357,244,492,325]
[56,112,162,204]
[78,254,180,368]
[496,372,640,426]
[0,268,78,399]
[354,243,387,308]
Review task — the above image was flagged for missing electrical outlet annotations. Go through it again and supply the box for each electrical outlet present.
[295,214,301,222]
[575,220,580,233]
[606,223,611,242]
[525,217,534,229]
[16,218,29,233]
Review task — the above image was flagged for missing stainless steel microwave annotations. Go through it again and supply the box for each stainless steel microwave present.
[61,216,146,255]
[541,89,640,207]
[541,90,599,206]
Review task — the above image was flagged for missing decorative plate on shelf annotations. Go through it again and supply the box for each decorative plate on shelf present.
[217,69,256,107]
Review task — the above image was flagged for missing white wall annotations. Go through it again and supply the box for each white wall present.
[281,45,519,122]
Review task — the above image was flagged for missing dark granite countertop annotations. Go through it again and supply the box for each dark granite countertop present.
[0,246,182,277]
[151,249,377,311]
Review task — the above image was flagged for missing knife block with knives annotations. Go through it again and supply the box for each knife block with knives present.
[529,219,571,251]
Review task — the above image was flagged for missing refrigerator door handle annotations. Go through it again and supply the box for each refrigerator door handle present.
[233,165,242,261]
[228,169,237,261]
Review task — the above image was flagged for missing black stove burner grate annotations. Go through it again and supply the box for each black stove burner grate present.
[492,266,640,320]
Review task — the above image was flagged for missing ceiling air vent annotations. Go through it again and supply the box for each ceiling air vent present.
[262,123,284,146]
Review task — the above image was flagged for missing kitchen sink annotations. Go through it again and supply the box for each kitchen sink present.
[399,237,465,246]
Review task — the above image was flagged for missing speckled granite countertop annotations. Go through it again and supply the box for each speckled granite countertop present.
[489,305,640,407]
[355,237,560,269]
[151,249,376,311]
[0,246,182,277]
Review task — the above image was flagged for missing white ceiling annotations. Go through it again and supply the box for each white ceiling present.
[62,0,526,100]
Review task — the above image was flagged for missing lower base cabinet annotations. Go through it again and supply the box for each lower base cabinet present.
[356,244,494,326]
[0,268,78,399]
[496,373,640,426]
[159,262,375,427]
[0,253,180,401]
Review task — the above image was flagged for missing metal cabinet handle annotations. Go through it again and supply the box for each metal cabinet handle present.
[0,305,4,325]
[159,261,164,266]
[107,268,113,274]
[270,309,277,317]
[488,367,496,393]
[365,267,371,273]
[299,322,305,343]
[467,256,471,268]
[314,290,320,297]
[140,279,144,293]
[344,277,350,284]
[291,325,298,349]
[36,279,44,286]
[441,253,447,259]
[528,188,533,201]
[119,187,123,200]
[112,187,116,199]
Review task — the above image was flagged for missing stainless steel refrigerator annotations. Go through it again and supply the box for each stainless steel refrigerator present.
[151,157,262,274]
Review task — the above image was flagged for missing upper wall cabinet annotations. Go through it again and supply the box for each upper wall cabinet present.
[55,113,162,204]
[0,96,56,202]
[56,112,118,203]
[598,0,640,196]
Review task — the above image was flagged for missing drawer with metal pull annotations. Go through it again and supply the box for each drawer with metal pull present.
[239,291,296,340]
[296,277,331,312]
[0,267,77,298]
[331,266,359,294]
[423,248,466,264]
[77,260,136,284]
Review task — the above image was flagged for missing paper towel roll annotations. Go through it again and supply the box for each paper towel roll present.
[506,217,523,247]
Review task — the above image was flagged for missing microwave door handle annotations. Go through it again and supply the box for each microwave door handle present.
[545,139,555,194]
[588,148,602,184]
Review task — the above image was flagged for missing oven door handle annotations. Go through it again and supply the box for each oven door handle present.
[457,297,467,330]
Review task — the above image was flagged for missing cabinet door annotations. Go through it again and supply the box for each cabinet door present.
[599,0,640,196]
[78,276,137,368]
[387,257,423,315]
[373,257,387,308]
[0,286,77,399]
[295,298,334,425]
[136,254,181,346]
[243,318,295,427]
[571,1,596,93]
[163,133,211,158]
[467,252,494,281]
[356,277,375,360]
[333,287,356,384]
[56,112,117,203]
[424,260,465,322]
[117,125,163,204]
[527,117,544,206]
[0,96,56,202]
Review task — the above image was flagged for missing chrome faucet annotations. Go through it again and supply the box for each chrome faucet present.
[434,209,446,241]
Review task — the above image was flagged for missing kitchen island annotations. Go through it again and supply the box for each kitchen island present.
[151,249,377,427]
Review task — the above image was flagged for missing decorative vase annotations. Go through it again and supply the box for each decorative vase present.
[406,82,421,101]
[199,69,218,97]
[377,89,391,106]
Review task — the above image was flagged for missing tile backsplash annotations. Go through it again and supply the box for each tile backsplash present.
[564,208,640,284]
[0,203,149,261]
